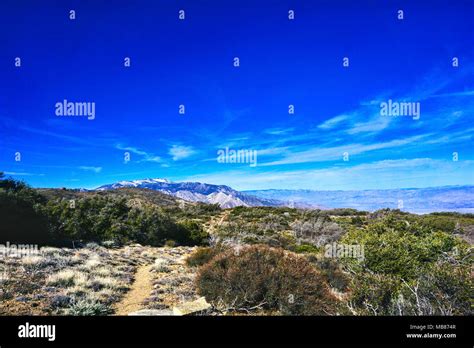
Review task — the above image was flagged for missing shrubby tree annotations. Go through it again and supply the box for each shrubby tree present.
[341,214,471,315]
[0,172,51,244]
[43,194,209,246]
[196,245,339,315]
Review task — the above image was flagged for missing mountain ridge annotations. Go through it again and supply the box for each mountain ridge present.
[95,178,282,208]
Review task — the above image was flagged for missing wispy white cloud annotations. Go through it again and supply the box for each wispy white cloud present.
[260,134,429,166]
[346,113,392,135]
[79,166,102,173]
[4,171,45,176]
[264,127,295,135]
[169,145,196,161]
[428,90,474,99]
[317,115,349,130]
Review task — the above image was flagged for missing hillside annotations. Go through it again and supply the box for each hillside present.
[1,174,473,316]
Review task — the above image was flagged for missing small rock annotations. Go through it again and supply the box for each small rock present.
[15,296,29,302]
[33,294,46,300]
[50,295,72,308]
[43,287,57,293]
[173,297,211,316]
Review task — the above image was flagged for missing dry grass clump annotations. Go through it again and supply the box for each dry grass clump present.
[47,270,88,288]
[91,267,112,277]
[65,285,88,298]
[151,258,171,273]
[22,255,47,267]
[40,247,63,256]
[88,276,127,291]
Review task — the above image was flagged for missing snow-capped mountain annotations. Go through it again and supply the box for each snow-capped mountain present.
[95,178,279,208]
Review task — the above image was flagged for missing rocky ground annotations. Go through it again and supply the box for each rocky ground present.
[0,244,209,316]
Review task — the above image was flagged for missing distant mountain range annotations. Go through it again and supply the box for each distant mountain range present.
[96,178,281,208]
[246,186,474,214]
[95,179,474,213]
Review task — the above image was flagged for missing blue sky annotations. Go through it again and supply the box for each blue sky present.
[1,0,473,190]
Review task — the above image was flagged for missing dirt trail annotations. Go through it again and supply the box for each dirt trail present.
[114,264,154,315]
[206,210,230,235]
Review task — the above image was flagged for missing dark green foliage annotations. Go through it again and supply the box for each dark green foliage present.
[0,174,209,247]
[293,243,321,254]
[0,174,51,244]
[177,220,209,246]
[342,217,460,279]
[44,196,209,246]
[341,212,472,315]
[398,262,473,315]
[350,216,364,226]
[349,272,401,315]
[324,208,368,216]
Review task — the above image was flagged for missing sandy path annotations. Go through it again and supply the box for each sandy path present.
[114,264,153,315]
[206,210,230,235]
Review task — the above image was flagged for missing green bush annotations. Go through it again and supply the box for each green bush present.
[348,272,400,315]
[196,245,339,315]
[341,216,472,315]
[43,196,209,247]
[311,257,350,292]
[341,220,461,280]
[0,173,51,245]
[293,243,320,254]
[177,220,210,246]
[398,262,473,315]
[185,247,222,267]
[66,299,112,316]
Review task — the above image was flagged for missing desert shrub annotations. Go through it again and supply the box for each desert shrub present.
[196,245,338,315]
[174,203,221,218]
[341,221,462,280]
[342,218,472,315]
[293,243,321,254]
[414,214,457,233]
[347,260,473,316]
[177,220,210,246]
[66,299,112,316]
[152,258,171,272]
[185,247,222,267]
[397,262,473,316]
[164,240,176,247]
[350,216,364,226]
[290,216,343,247]
[324,208,367,216]
[348,272,400,315]
[43,195,209,247]
[312,258,350,292]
